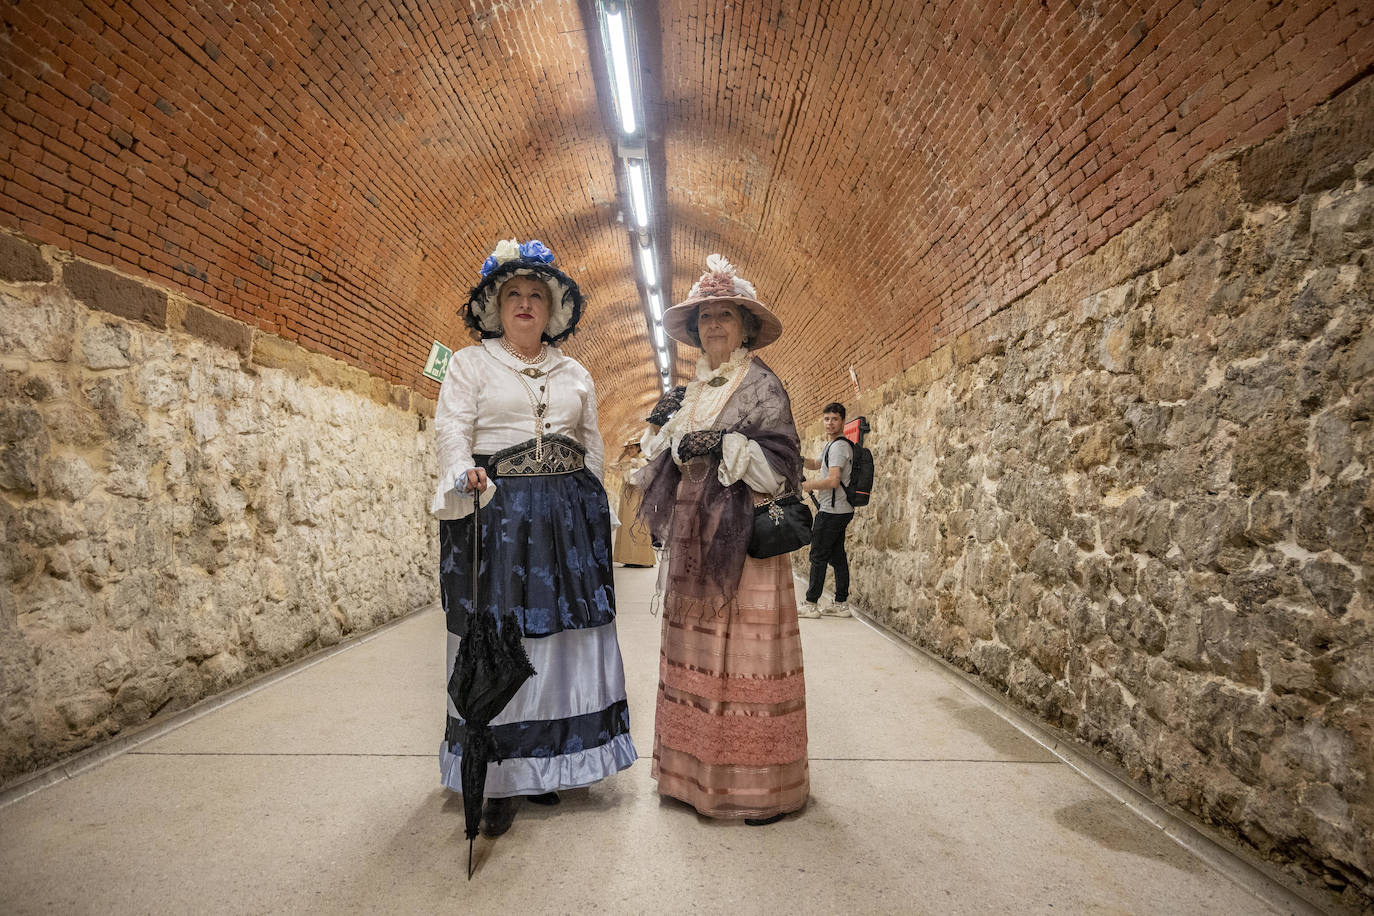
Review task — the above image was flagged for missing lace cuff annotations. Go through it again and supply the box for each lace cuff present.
[677,429,724,462]
[646,385,686,426]
[430,469,499,520]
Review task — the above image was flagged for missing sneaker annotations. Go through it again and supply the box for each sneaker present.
[822,601,852,618]
[797,601,821,619]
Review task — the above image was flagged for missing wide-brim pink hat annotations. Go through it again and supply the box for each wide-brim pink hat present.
[663,254,783,350]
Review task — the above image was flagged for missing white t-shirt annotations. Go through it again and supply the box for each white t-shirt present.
[817,437,854,514]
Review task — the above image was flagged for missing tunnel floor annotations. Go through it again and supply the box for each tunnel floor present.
[0,567,1298,914]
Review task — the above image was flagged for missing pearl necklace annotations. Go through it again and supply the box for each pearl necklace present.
[678,347,752,433]
[500,335,547,365]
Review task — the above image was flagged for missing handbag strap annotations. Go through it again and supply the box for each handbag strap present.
[822,439,840,508]
[756,490,801,508]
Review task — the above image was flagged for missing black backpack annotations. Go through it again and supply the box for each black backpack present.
[823,417,873,508]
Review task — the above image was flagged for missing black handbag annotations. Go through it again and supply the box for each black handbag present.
[747,492,814,559]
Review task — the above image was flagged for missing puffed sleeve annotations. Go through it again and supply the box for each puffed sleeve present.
[718,432,787,494]
[576,364,606,483]
[638,422,672,462]
[431,348,497,520]
[574,365,619,530]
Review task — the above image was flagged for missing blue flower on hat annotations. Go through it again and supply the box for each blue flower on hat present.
[479,255,498,277]
[519,240,555,264]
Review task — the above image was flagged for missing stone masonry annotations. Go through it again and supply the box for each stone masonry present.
[0,241,438,784]
[801,78,1373,901]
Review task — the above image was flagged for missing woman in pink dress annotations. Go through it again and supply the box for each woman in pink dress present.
[633,254,808,825]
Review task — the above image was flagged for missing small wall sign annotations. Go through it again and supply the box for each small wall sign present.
[422,341,452,382]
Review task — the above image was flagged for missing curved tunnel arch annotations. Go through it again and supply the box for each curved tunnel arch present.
[1,0,1372,900]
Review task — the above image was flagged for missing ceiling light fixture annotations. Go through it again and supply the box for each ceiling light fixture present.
[638,245,657,287]
[626,159,650,228]
[605,8,637,136]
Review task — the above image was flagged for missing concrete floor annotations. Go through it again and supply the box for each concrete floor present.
[0,567,1302,915]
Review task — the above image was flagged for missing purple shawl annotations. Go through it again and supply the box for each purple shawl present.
[636,358,802,621]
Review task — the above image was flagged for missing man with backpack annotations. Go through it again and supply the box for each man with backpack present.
[799,402,858,618]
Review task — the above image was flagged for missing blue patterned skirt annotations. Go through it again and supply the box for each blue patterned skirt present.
[439,460,636,797]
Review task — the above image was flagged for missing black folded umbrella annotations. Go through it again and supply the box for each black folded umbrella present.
[446,496,536,879]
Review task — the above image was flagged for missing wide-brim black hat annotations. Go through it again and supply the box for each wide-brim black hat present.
[462,240,584,344]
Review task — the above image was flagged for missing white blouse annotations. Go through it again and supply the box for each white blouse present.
[431,339,606,520]
[631,349,786,496]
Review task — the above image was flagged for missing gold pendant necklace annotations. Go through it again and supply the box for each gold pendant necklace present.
[488,349,553,459]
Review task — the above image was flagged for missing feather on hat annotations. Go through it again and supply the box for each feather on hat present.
[663,254,782,349]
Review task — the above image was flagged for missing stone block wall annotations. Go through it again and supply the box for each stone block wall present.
[0,238,438,784]
[802,77,1373,900]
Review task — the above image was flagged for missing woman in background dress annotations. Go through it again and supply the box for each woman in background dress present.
[613,441,656,568]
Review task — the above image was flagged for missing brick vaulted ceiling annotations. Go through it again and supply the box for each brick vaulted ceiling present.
[2,1,1371,446]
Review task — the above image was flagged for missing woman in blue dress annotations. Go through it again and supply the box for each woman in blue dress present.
[431,238,636,836]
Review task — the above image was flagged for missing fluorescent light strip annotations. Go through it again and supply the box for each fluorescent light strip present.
[606,10,637,135]
[653,321,665,348]
[638,245,657,287]
[627,159,649,228]
[649,291,663,321]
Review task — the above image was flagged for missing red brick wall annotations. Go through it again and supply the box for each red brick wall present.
[0,0,651,411]
[661,0,1374,422]
[3,1,1371,439]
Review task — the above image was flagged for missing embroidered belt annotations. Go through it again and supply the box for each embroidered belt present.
[476,434,586,478]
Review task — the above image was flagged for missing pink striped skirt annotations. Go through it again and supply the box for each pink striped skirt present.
[652,553,809,819]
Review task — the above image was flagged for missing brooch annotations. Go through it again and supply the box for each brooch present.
[521,368,545,379]
[706,376,728,387]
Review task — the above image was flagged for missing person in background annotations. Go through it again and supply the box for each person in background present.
[612,441,656,568]
[431,238,636,838]
[799,402,854,619]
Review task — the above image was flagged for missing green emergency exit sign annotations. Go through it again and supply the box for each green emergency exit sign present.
[422,341,452,382]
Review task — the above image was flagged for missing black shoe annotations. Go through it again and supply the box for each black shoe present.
[745,812,786,826]
[481,797,516,836]
[527,791,560,806]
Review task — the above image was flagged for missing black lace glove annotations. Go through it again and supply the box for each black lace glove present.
[677,429,725,462]
[646,386,686,426]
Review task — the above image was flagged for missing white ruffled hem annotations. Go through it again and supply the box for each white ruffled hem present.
[439,732,638,797]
